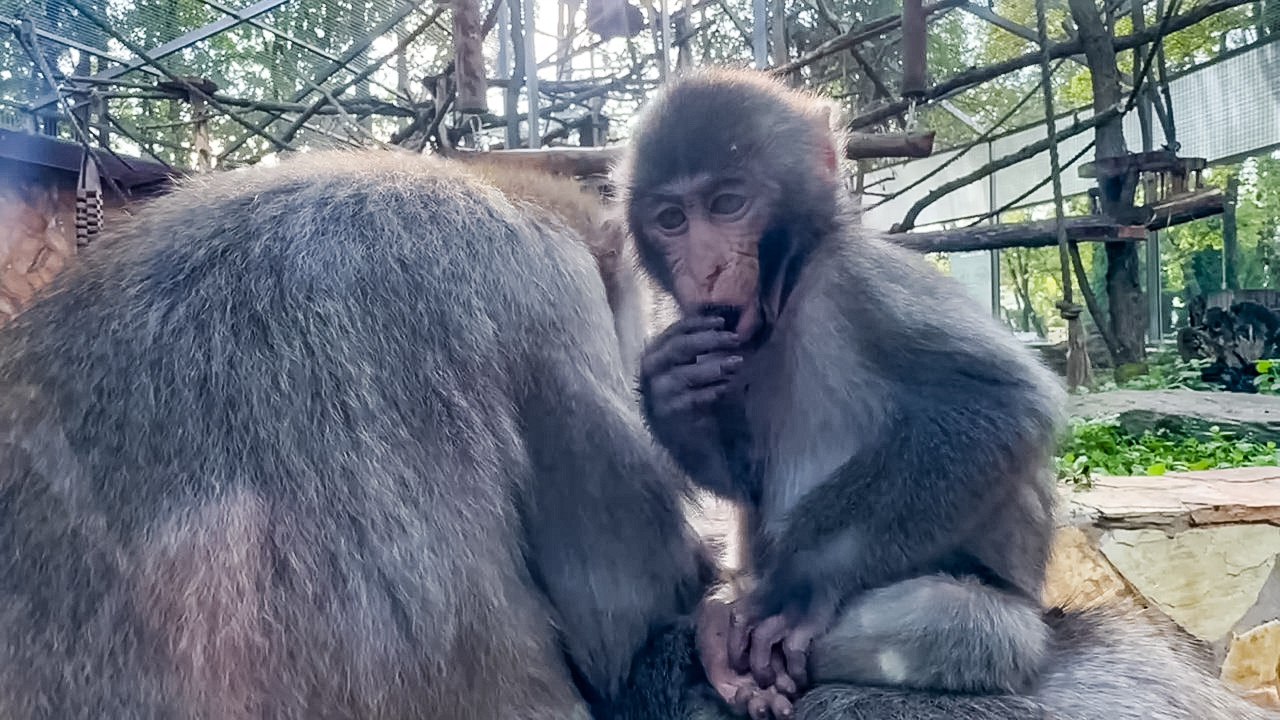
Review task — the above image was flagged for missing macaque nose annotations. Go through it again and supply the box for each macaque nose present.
[698,304,742,330]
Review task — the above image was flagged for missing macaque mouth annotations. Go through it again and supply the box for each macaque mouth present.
[699,304,742,331]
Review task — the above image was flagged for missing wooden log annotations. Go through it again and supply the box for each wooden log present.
[444,130,936,176]
[453,0,487,113]
[847,130,935,159]
[891,188,1224,253]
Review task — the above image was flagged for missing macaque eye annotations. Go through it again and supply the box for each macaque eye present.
[709,193,748,216]
[655,207,687,231]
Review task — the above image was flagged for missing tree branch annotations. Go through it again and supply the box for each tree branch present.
[847,0,1252,130]
[769,0,967,77]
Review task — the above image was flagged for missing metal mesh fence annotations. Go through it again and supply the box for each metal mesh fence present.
[0,0,463,164]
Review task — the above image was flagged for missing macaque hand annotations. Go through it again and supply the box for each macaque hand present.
[639,315,743,438]
[698,598,798,720]
[745,611,828,693]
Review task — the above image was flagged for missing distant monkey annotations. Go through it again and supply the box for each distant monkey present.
[613,68,1277,720]
[0,149,709,719]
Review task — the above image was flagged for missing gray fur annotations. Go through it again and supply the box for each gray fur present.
[612,66,1280,720]
[631,603,1278,720]
[807,575,1049,694]
[0,149,708,719]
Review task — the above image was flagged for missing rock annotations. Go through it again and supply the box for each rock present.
[1222,620,1280,700]
[1042,526,1137,610]
[1067,388,1280,445]
[1096,524,1280,642]
[1064,468,1280,529]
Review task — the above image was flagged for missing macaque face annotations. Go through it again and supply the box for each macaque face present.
[637,174,775,340]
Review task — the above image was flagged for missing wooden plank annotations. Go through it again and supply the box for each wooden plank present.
[892,188,1224,253]
[444,130,936,176]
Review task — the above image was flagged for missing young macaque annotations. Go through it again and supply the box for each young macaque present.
[619,68,1066,719]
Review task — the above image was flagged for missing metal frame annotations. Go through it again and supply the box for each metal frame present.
[0,15,164,79]
[27,0,292,112]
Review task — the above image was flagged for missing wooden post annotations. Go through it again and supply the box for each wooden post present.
[522,0,540,148]
[192,93,212,172]
[901,0,927,98]
[158,76,218,172]
[752,0,767,68]
[453,0,488,114]
[1224,174,1241,290]
[1036,0,1092,389]
[1068,0,1146,365]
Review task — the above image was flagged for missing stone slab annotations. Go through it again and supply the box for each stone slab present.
[1067,388,1280,444]
[1098,524,1280,642]
[1042,526,1136,610]
[1222,620,1280,697]
[1063,468,1280,529]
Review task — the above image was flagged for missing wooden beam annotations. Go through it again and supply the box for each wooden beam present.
[445,131,936,176]
[891,189,1224,253]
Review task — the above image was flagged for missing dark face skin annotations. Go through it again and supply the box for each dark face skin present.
[633,148,838,344]
[634,173,776,341]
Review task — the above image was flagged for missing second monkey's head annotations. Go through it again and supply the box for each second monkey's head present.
[619,67,847,342]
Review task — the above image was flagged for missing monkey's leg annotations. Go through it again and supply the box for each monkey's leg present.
[807,574,1049,696]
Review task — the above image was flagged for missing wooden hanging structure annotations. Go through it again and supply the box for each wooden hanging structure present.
[452,0,488,114]
[157,76,219,172]
[75,148,103,250]
[1034,0,1092,389]
[900,0,927,101]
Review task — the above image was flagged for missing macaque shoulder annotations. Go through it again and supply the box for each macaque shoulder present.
[784,234,1065,410]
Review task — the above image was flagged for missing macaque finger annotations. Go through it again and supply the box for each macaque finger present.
[747,692,774,720]
[770,651,797,696]
[655,330,741,369]
[641,316,724,378]
[670,385,733,414]
[696,599,746,707]
[733,683,759,714]
[728,606,752,674]
[677,354,743,388]
[749,615,790,688]
[769,691,795,719]
[663,314,727,338]
[781,629,815,689]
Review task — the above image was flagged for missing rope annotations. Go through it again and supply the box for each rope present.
[1055,301,1083,321]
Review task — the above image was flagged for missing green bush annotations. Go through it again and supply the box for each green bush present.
[1056,415,1280,487]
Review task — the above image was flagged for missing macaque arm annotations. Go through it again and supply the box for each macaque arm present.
[511,237,711,705]
[754,380,1055,618]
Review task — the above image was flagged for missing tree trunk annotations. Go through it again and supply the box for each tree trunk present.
[1068,0,1146,364]
[1224,173,1241,289]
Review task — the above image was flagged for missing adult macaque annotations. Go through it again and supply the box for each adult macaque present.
[462,158,650,378]
[0,149,708,719]
[613,67,1279,720]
